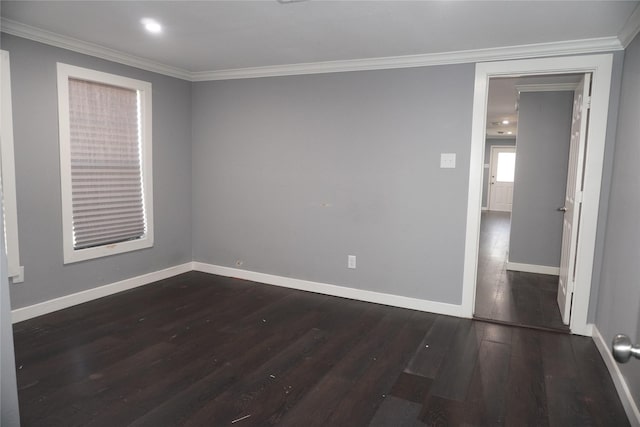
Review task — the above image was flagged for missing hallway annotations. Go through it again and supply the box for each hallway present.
[474,211,569,332]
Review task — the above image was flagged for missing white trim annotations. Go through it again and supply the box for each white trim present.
[462,54,614,336]
[0,19,192,81]
[11,263,192,323]
[580,323,594,337]
[516,83,579,93]
[619,3,640,49]
[190,37,622,81]
[10,261,467,324]
[593,326,640,426]
[485,134,518,140]
[0,50,22,280]
[57,63,154,264]
[0,17,623,82]
[481,207,488,211]
[192,262,466,318]
[506,262,560,276]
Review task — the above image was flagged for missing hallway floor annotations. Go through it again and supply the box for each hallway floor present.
[474,211,569,332]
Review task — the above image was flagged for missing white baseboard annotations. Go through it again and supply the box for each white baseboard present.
[192,262,466,318]
[574,322,593,337]
[12,261,467,324]
[11,262,193,323]
[592,325,640,427]
[481,206,488,211]
[506,261,560,276]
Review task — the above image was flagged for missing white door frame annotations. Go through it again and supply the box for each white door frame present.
[461,54,613,336]
[487,145,516,212]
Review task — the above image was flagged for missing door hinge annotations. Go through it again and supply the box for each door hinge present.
[569,291,574,316]
[576,191,583,203]
[585,96,591,109]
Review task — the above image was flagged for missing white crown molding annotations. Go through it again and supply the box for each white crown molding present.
[0,18,192,81]
[1,17,624,82]
[516,83,579,93]
[619,3,640,48]
[191,37,623,81]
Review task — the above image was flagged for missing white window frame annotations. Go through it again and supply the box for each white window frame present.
[57,63,153,264]
[1,50,22,281]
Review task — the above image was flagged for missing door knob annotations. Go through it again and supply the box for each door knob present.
[612,334,640,363]
[558,206,568,212]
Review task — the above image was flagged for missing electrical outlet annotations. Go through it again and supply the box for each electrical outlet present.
[348,255,356,269]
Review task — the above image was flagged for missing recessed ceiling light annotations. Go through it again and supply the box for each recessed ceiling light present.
[502,119,510,125]
[141,18,162,34]
[507,131,513,135]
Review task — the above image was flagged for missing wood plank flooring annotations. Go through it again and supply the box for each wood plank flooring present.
[13,272,627,426]
[474,211,569,332]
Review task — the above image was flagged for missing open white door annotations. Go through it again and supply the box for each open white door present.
[558,73,591,325]
[488,146,516,212]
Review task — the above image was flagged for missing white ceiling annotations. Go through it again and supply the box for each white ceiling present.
[1,1,638,76]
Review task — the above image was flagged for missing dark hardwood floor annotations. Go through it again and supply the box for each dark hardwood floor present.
[13,272,627,426]
[474,211,569,332]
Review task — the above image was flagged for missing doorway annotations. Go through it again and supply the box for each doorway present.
[487,146,516,212]
[460,54,614,336]
[475,76,581,332]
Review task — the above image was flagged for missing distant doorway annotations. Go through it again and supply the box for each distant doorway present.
[487,146,516,212]
[474,75,577,333]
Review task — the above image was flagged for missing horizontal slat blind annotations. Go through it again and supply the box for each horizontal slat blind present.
[68,78,146,250]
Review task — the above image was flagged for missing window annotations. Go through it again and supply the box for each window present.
[495,151,516,182]
[57,63,153,264]
[1,50,22,281]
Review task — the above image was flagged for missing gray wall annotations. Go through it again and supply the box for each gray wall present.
[1,198,19,425]
[0,34,193,309]
[596,32,640,409]
[508,91,573,268]
[0,32,625,325]
[0,31,632,418]
[482,138,516,208]
[192,65,475,304]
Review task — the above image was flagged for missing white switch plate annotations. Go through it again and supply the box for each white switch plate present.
[348,255,356,269]
[440,153,456,168]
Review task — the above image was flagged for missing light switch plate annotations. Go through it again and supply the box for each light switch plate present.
[348,255,356,269]
[440,153,456,168]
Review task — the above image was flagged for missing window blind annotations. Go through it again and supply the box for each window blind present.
[68,78,146,250]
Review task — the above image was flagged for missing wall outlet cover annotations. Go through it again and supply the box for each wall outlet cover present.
[440,153,456,168]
